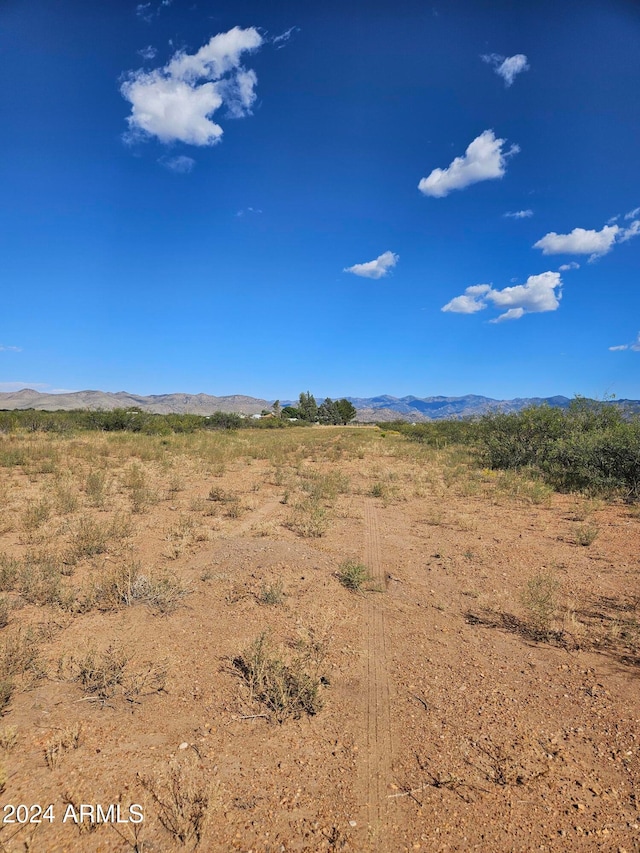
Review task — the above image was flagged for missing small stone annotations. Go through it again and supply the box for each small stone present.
[179,742,189,750]
[349,820,357,827]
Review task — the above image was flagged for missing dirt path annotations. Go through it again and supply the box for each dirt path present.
[362,499,394,850]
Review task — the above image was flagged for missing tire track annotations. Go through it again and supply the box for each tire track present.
[363,499,393,849]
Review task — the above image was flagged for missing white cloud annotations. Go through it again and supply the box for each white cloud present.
[0,345,22,352]
[609,332,640,352]
[504,209,533,219]
[534,217,640,261]
[272,27,299,48]
[159,154,195,173]
[136,3,153,22]
[136,1,171,22]
[344,251,398,280]
[618,219,640,243]
[625,207,640,220]
[558,262,580,271]
[121,26,263,147]
[442,272,562,322]
[441,284,491,314]
[418,130,519,198]
[482,53,529,87]
[235,206,262,217]
[138,45,157,61]
[533,225,619,260]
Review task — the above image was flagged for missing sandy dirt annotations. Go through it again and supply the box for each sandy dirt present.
[0,426,638,851]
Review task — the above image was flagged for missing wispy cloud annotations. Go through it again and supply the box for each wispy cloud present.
[158,154,195,173]
[137,45,157,61]
[418,130,519,198]
[442,271,562,322]
[504,209,532,219]
[558,262,580,271]
[344,251,398,280]
[481,53,529,87]
[533,216,640,261]
[235,206,262,217]
[625,206,640,220]
[609,332,640,352]
[272,27,299,48]
[136,0,171,23]
[121,26,263,147]
[0,345,22,352]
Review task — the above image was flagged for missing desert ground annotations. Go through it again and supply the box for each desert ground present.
[0,425,638,852]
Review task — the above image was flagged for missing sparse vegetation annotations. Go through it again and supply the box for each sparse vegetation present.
[139,759,212,847]
[233,632,325,721]
[258,580,285,605]
[573,522,600,546]
[44,723,82,769]
[337,560,370,591]
[521,573,560,640]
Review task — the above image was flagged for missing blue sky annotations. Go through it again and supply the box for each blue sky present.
[1,0,639,401]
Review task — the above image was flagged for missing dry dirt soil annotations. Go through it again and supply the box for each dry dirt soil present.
[0,426,638,852]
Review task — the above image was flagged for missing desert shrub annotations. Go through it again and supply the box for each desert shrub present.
[89,562,188,614]
[521,573,560,640]
[233,633,324,721]
[258,581,285,605]
[69,644,130,701]
[286,498,327,538]
[139,759,211,846]
[337,561,370,591]
[573,523,600,546]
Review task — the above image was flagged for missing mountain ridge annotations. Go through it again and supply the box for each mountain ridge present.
[1,389,639,421]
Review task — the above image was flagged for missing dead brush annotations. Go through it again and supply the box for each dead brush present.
[44,723,82,769]
[0,627,42,713]
[67,644,130,702]
[138,758,212,847]
[89,561,189,614]
[16,550,74,607]
[233,632,325,722]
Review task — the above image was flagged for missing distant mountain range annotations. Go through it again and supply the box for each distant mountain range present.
[1,389,638,422]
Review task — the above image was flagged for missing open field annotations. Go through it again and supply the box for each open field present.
[0,425,638,851]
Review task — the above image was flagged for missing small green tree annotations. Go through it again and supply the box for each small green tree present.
[298,392,318,422]
[336,399,357,425]
[281,406,300,419]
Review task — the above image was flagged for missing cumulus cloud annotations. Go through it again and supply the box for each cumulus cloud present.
[609,332,640,352]
[159,154,195,173]
[558,262,580,271]
[504,209,532,219]
[418,130,519,198]
[138,45,157,61]
[121,26,263,146]
[482,53,529,86]
[344,251,398,279]
[533,224,619,260]
[534,217,640,261]
[442,272,562,322]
